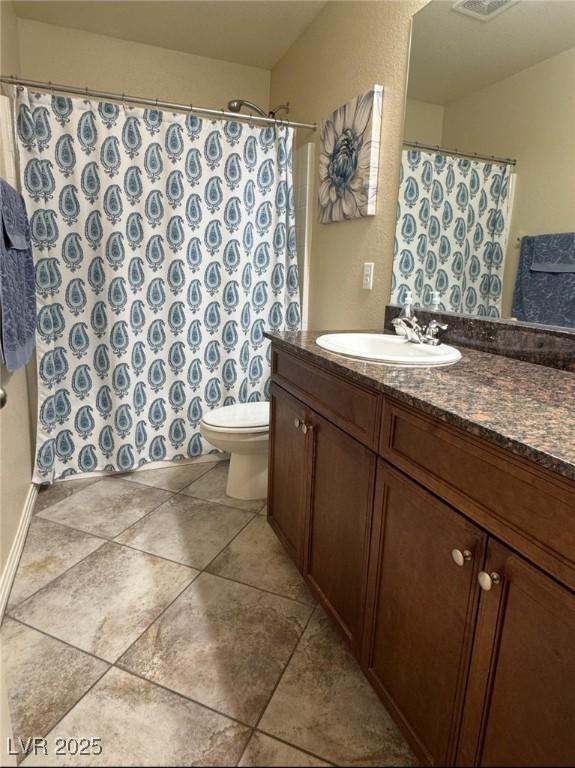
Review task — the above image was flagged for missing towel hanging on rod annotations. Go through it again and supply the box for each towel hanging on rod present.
[0,177,37,371]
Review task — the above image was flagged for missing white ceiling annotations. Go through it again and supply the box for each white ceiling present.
[408,0,575,105]
[13,0,327,70]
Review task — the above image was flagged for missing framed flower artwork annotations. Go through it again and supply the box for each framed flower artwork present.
[318,85,383,224]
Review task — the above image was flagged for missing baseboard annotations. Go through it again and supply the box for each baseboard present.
[0,484,37,620]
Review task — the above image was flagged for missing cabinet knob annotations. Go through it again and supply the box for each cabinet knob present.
[478,571,501,591]
[451,549,472,567]
[301,423,308,435]
[294,417,301,429]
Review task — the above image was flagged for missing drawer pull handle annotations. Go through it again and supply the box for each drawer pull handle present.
[451,549,472,567]
[478,571,501,591]
[294,417,301,430]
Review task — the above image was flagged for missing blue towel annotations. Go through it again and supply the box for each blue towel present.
[512,233,575,328]
[0,178,37,371]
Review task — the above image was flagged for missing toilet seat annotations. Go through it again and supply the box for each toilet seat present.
[201,402,269,434]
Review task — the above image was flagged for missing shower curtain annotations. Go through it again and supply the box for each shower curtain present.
[391,149,513,317]
[12,87,300,483]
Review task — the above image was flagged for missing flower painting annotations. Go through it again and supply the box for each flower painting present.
[318,85,383,224]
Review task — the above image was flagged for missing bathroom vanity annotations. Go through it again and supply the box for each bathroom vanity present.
[266,330,575,767]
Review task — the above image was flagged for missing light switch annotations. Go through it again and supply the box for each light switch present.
[362,262,374,290]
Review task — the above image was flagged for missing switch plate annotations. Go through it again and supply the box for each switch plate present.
[362,262,374,290]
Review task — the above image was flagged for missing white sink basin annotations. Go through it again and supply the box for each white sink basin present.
[315,333,461,367]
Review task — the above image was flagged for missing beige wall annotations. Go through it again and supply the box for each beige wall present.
[0,2,34,592]
[270,0,427,330]
[442,46,575,316]
[404,97,444,145]
[16,18,270,110]
[0,0,20,75]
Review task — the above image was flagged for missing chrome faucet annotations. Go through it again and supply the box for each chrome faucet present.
[392,316,448,346]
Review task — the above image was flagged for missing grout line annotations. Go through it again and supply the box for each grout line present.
[174,462,221,496]
[37,473,105,499]
[15,663,112,763]
[5,536,108,613]
[112,515,256,574]
[5,544,198,657]
[197,512,259,575]
[110,567,201,668]
[112,663,256,732]
[36,487,178,542]
[251,729,338,767]
[8,616,113,666]
[178,487,266,515]
[11,614,331,767]
[234,729,256,768]
[204,569,316,609]
[251,602,317,732]
[119,458,219,493]
[8,465,336,766]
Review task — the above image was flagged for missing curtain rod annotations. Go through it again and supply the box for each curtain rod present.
[403,140,516,167]
[0,75,317,131]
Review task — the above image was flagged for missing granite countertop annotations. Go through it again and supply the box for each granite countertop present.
[267,330,575,483]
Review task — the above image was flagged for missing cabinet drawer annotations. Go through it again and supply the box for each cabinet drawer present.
[272,348,381,450]
[380,400,575,591]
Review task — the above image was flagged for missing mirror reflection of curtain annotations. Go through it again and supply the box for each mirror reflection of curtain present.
[391,149,514,317]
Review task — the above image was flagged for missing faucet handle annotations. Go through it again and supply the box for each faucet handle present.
[424,319,448,345]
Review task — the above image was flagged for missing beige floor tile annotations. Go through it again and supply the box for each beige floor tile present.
[22,668,251,767]
[7,518,104,609]
[119,572,313,725]
[119,460,219,492]
[238,732,330,767]
[181,462,265,513]
[11,542,197,662]
[208,516,314,604]
[37,478,172,538]
[115,495,253,569]
[259,610,417,767]
[1,618,108,757]
[34,477,99,514]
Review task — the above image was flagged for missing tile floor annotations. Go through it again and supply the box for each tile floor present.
[1,460,416,767]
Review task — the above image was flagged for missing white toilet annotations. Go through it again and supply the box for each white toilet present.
[200,402,270,500]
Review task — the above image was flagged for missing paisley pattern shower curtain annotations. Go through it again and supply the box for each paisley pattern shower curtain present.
[391,149,513,316]
[12,87,299,483]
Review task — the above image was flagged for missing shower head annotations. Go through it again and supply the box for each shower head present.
[227,99,268,118]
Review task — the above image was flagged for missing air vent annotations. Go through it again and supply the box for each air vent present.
[452,0,520,21]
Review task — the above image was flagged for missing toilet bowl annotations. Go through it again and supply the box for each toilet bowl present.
[200,402,269,500]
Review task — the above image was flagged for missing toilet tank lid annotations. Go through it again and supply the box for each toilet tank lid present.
[202,402,270,430]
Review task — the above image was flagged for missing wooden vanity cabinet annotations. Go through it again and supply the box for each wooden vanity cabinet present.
[268,345,575,766]
[268,379,375,654]
[302,408,376,655]
[362,462,487,765]
[268,383,310,568]
[456,540,575,767]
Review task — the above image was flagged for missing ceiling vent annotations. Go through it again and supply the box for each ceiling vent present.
[452,0,520,22]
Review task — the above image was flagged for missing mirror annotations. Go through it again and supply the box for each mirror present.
[391,0,575,328]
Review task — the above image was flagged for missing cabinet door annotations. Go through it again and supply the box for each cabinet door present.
[457,540,575,767]
[303,411,376,656]
[362,461,487,766]
[267,383,310,568]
